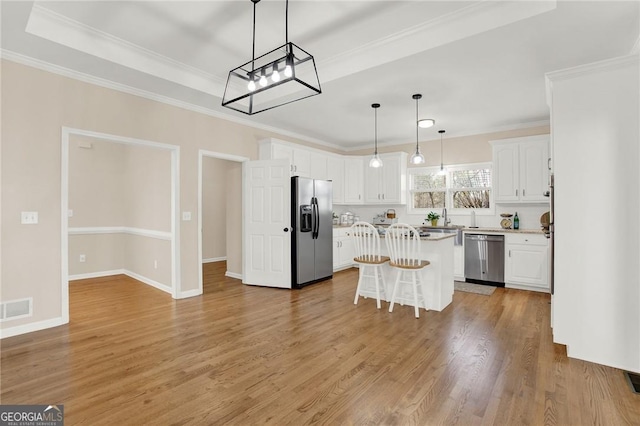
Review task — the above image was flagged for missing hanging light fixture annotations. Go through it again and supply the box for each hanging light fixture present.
[410,94,426,165]
[222,0,321,115]
[369,103,383,168]
[437,129,447,175]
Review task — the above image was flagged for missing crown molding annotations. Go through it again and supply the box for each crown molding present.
[344,119,550,152]
[545,53,639,84]
[0,50,344,152]
[318,0,557,84]
[25,4,226,96]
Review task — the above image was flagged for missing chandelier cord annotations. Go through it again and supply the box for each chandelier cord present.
[374,107,378,155]
[251,0,257,73]
[285,0,289,44]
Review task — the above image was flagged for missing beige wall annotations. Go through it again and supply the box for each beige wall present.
[202,157,229,260]
[1,59,329,332]
[349,125,550,166]
[226,163,242,275]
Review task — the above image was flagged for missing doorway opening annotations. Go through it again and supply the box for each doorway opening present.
[61,127,180,323]
[198,150,248,294]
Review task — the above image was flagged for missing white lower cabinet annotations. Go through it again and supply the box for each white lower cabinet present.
[505,233,549,292]
[333,228,354,271]
[453,245,464,280]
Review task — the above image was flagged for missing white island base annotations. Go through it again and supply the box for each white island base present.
[356,234,455,312]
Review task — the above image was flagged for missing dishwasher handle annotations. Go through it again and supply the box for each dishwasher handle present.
[465,234,504,242]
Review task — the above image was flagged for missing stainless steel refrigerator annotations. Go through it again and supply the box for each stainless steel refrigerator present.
[292,177,333,288]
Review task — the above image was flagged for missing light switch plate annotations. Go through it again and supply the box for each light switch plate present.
[21,212,38,224]
[182,211,192,221]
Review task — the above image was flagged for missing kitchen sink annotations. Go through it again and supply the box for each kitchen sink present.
[418,225,464,245]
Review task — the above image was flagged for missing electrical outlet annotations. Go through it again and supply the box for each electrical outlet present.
[21,212,38,224]
[182,211,192,221]
[79,254,86,263]
[154,260,158,269]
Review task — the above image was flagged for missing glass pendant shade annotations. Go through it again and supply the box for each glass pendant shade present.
[410,150,425,165]
[369,103,383,168]
[369,154,383,168]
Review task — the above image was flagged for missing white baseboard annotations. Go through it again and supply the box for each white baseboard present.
[177,289,201,299]
[225,271,242,280]
[0,316,67,339]
[203,257,226,263]
[69,269,171,294]
[124,270,172,294]
[69,269,125,281]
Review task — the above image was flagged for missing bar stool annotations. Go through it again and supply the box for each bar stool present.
[350,221,389,309]
[384,223,430,318]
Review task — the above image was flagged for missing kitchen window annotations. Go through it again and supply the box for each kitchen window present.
[408,163,493,214]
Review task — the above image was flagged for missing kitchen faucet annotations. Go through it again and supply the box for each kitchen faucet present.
[442,207,451,226]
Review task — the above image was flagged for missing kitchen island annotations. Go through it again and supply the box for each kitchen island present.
[357,233,455,312]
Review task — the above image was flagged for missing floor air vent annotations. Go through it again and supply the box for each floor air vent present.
[0,298,32,321]
[625,371,640,394]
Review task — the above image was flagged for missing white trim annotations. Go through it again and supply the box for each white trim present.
[61,128,70,324]
[198,150,249,297]
[203,257,226,264]
[68,226,172,240]
[545,54,639,84]
[0,50,341,152]
[0,317,67,339]
[68,269,125,281]
[26,4,225,96]
[176,289,201,299]
[225,271,242,280]
[124,270,171,295]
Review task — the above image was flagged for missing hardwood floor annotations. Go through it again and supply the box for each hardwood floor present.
[1,263,638,425]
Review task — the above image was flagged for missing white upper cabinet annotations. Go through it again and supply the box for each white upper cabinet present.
[491,135,549,203]
[343,157,364,204]
[364,152,407,204]
[259,139,311,177]
[327,156,345,204]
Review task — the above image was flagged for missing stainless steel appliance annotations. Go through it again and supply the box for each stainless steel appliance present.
[292,177,333,288]
[464,234,505,286]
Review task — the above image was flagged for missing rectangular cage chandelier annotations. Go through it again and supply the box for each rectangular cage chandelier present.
[222,0,321,115]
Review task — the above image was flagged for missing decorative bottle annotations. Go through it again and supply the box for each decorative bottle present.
[514,212,520,230]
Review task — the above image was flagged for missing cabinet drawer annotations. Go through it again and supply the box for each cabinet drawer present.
[333,227,351,238]
[506,233,547,246]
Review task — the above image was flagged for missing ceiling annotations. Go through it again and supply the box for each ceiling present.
[1,1,638,150]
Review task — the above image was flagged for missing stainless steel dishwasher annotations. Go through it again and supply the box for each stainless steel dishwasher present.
[464,234,505,286]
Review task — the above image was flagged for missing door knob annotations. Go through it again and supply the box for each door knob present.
[283,228,289,232]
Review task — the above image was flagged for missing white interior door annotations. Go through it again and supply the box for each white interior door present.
[243,159,292,288]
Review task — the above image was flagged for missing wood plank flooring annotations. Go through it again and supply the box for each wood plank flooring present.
[1,262,639,425]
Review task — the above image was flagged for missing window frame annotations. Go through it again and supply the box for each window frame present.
[407,162,494,215]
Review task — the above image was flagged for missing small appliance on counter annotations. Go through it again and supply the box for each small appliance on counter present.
[500,213,513,229]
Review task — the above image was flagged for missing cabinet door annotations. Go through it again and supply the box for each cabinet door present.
[338,237,354,267]
[506,244,549,289]
[381,155,402,203]
[292,148,311,177]
[494,144,519,202]
[344,157,364,204]
[453,245,464,279]
[333,238,341,270]
[327,157,345,204]
[364,165,382,203]
[520,140,549,202]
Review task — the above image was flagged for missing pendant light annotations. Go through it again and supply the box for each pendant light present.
[437,130,447,175]
[369,103,383,168]
[410,94,426,165]
[222,0,321,115]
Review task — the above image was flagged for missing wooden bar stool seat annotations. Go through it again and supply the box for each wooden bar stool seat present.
[385,223,430,318]
[350,222,389,309]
